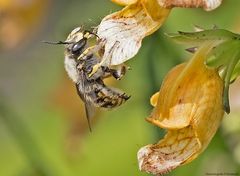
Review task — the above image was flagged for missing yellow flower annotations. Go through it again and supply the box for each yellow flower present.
[137,43,224,175]
[96,0,222,66]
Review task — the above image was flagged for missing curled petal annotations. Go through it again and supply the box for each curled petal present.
[138,127,201,175]
[157,0,222,11]
[138,43,224,175]
[97,2,170,66]
[204,0,223,11]
[150,92,159,107]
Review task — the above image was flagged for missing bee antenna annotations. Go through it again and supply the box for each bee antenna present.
[41,40,72,45]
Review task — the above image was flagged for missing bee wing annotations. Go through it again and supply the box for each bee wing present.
[83,98,96,132]
[75,72,96,132]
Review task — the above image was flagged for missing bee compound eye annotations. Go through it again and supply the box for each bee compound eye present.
[71,39,86,54]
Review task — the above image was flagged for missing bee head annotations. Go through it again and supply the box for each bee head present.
[65,27,98,57]
[66,27,84,43]
[43,27,98,58]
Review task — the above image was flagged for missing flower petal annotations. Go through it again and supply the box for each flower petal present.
[141,0,171,21]
[157,0,222,11]
[150,92,159,107]
[111,0,138,6]
[138,43,224,175]
[97,2,170,66]
[147,44,223,130]
[138,127,201,175]
[147,63,193,129]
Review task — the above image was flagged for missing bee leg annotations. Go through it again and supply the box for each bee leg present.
[100,66,122,80]
[77,45,96,61]
[78,47,105,78]
[100,97,113,108]
[77,49,101,78]
[108,64,130,80]
[77,37,104,61]
[101,71,112,79]
[95,85,131,108]
[88,64,100,78]
[120,93,131,100]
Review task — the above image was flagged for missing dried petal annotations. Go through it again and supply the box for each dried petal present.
[138,127,200,175]
[97,0,222,67]
[97,2,170,66]
[157,0,222,11]
[138,43,224,175]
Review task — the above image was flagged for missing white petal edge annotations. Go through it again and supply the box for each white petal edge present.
[97,4,161,66]
[137,127,201,175]
[157,0,222,11]
[203,0,222,11]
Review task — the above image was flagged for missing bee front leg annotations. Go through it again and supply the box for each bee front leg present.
[77,40,103,62]
[79,45,105,78]
[77,46,96,61]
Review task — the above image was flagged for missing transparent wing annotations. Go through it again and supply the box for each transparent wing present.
[75,72,96,131]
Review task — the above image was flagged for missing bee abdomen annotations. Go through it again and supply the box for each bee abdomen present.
[94,85,130,109]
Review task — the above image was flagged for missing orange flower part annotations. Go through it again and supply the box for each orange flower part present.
[137,43,224,175]
[96,0,222,67]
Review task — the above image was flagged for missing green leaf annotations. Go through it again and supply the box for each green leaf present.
[230,60,240,83]
[206,40,239,68]
[166,29,240,46]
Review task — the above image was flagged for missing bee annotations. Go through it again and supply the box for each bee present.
[44,27,130,130]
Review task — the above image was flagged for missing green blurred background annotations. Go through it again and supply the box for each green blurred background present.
[0,0,240,175]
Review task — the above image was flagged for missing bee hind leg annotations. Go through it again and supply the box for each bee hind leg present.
[120,93,131,100]
[108,64,130,80]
